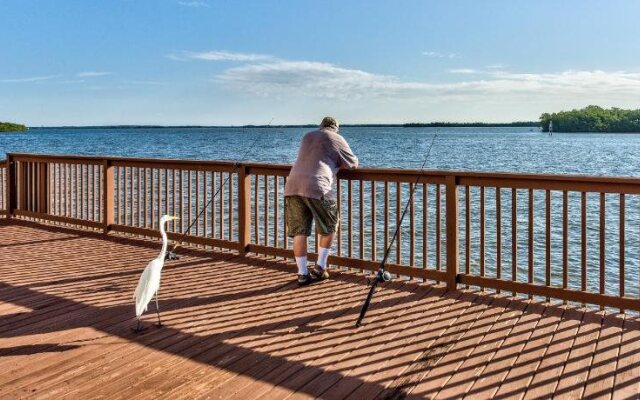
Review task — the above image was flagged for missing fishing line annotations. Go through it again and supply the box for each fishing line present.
[355,130,439,327]
[167,118,274,259]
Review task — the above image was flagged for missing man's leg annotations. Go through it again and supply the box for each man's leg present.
[317,233,335,270]
[293,234,309,275]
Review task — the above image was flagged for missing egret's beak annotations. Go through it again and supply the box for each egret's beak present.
[171,216,180,221]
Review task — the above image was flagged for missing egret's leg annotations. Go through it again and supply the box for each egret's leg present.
[132,318,148,333]
[154,293,162,327]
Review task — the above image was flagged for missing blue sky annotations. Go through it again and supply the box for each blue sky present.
[2,0,640,125]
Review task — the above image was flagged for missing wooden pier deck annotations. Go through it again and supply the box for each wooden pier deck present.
[1,220,638,399]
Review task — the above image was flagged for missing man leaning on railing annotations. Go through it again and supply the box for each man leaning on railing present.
[284,116,359,285]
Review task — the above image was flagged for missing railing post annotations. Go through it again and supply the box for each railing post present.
[237,164,251,256]
[102,160,114,233]
[445,175,459,291]
[37,162,49,214]
[6,155,16,217]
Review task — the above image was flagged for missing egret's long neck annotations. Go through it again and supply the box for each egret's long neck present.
[159,220,169,259]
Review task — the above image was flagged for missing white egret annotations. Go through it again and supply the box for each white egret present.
[133,215,179,332]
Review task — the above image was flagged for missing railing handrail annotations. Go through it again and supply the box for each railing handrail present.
[8,152,640,187]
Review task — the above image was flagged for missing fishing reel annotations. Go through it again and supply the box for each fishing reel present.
[367,269,392,285]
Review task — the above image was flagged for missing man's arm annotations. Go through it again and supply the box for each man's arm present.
[335,136,358,169]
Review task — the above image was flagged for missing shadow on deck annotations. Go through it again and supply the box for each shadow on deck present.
[0,220,638,399]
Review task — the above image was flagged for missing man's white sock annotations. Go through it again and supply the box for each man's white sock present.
[295,256,308,275]
[317,247,330,270]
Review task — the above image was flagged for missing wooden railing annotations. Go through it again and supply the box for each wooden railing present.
[4,153,640,312]
[0,160,6,216]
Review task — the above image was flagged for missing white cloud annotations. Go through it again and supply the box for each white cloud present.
[77,71,113,78]
[0,75,60,83]
[217,61,399,98]
[123,80,164,85]
[217,59,640,103]
[177,1,209,7]
[422,51,458,59]
[168,50,276,62]
[448,68,479,74]
[486,63,509,69]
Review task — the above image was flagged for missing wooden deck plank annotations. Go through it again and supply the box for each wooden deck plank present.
[493,302,565,398]
[47,261,297,399]
[122,275,366,399]
[250,281,417,400]
[401,292,497,398]
[612,315,640,398]
[0,253,248,388]
[431,295,513,399]
[371,291,481,399]
[311,286,444,400]
[0,222,636,400]
[2,258,258,398]
[286,288,461,399]
[582,312,624,400]
[288,285,434,400]
[186,281,414,400]
[425,295,512,399]
[464,301,546,398]
[554,310,604,398]
[522,307,584,398]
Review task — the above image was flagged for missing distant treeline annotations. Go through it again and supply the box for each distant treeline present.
[0,122,27,132]
[541,106,640,132]
[35,122,541,129]
[403,121,539,128]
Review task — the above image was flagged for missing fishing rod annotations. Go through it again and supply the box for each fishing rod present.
[166,119,273,260]
[355,131,439,328]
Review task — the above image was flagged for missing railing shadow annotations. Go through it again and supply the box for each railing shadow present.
[0,221,635,399]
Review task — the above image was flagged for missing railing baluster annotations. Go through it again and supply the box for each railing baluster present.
[496,187,502,293]
[619,193,625,309]
[337,179,341,256]
[166,169,171,229]
[436,184,441,271]
[423,183,428,271]
[348,180,353,258]
[545,189,551,301]
[130,167,134,227]
[263,175,268,246]
[396,181,401,265]
[465,186,470,278]
[220,172,224,240]
[581,192,587,300]
[599,193,606,305]
[512,188,517,296]
[480,186,485,284]
[409,183,415,271]
[528,188,534,298]
[384,181,389,254]
[230,172,234,242]
[562,190,568,296]
[203,171,207,238]
[253,174,258,244]
[274,176,279,248]
[186,170,191,235]
[210,171,219,239]
[360,180,365,261]
[284,176,288,249]
[371,181,376,261]
[151,168,155,229]
[178,169,183,233]
[135,167,140,226]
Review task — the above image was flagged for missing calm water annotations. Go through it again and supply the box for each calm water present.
[2,127,640,299]
[2,126,640,176]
